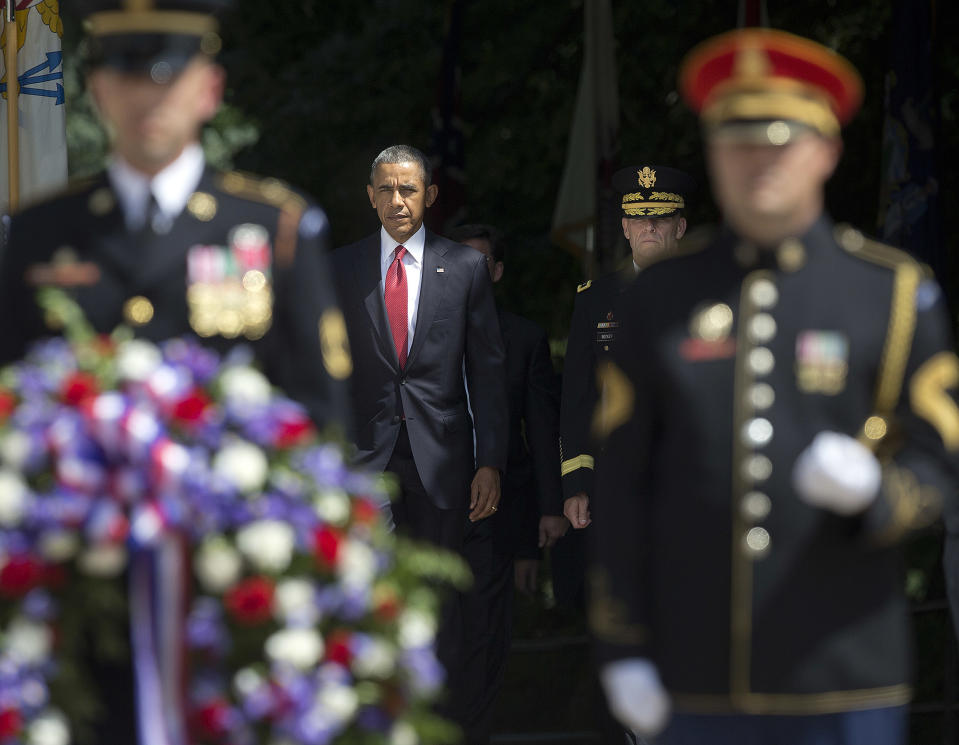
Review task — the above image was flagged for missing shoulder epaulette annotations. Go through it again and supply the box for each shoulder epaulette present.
[577,280,592,293]
[216,170,307,216]
[835,224,918,271]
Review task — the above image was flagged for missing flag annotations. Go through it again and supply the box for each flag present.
[550,0,618,275]
[877,0,940,274]
[1,0,66,213]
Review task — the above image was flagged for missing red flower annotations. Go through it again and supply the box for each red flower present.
[312,526,342,567]
[0,555,44,597]
[352,498,380,525]
[60,372,99,406]
[190,698,231,739]
[0,708,22,737]
[325,630,352,667]
[0,389,16,421]
[172,388,212,424]
[374,594,401,622]
[274,414,315,449]
[224,576,275,625]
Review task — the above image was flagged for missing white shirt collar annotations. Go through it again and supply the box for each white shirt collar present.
[380,223,426,267]
[108,143,205,228]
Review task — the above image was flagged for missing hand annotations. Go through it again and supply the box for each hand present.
[563,493,591,528]
[792,431,881,515]
[538,514,569,548]
[514,558,539,594]
[600,658,671,737]
[469,466,501,522]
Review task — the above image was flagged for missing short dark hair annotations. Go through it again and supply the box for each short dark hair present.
[369,145,432,187]
[448,223,505,263]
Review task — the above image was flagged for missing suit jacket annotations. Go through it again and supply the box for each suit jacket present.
[333,230,508,508]
[496,309,563,557]
[591,217,959,713]
[0,167,352,431]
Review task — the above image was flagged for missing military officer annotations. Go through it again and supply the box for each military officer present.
[0,2,351,743]
[559,164,694,532]
[591,29,959,745]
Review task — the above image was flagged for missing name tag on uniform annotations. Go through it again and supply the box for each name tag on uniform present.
[795,330,848,394]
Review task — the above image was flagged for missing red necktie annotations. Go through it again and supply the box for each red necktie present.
[385,245,408,368]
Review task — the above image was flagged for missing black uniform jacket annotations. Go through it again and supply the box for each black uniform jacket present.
[332,231,508,508]
[0,168,352,431]
[560,263,635,501]
[497,309,563,556]
[590,217,959,715]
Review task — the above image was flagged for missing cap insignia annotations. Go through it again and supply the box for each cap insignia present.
[637,167,657,189]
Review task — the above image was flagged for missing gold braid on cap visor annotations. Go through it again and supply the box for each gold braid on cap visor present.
[621,191,684,216]
[702,81,840,137]
[85,10,219,35]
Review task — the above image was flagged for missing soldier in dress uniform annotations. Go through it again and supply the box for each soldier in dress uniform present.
[0,2,351,743]
[591,29,959,745]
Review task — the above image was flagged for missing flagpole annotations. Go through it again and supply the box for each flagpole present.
[5,0,19,212]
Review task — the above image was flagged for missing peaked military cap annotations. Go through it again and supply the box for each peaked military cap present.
[76,0,231,77]
[679,28,863,144]
[611,164,695,218]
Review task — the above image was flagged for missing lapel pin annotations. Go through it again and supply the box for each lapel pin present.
[436,267,445,273]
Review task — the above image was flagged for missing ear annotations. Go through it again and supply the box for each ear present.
[199,64,226,122]
[675,217,688,240]
[822,136,843,180]
[491,261,505,283]
[621,217,630,238]
[367,184,376,209]
[425,183,439,207]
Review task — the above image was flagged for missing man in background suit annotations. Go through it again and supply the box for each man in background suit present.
[449,223,567,743]
[332,145,508,732]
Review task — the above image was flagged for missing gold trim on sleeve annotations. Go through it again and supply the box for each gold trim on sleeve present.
[673,683,911,716]
[561,454,595,476]
[909,351,959,452]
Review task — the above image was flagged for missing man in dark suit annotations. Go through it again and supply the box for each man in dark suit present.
[592,29,959,745]
[332,145,508,730]
[449,223,567,743]
[0,2,351,743]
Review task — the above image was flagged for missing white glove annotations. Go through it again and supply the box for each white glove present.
[600,658,671,737]
[792,431,882,515]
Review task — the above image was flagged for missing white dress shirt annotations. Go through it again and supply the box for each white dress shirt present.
[379,223,426,356]
[108,143,205,231]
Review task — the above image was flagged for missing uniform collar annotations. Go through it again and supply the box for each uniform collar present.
[108,143,205,228]
[728,214,833,272]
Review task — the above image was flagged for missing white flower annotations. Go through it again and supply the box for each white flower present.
[236,520,295,573]
[265,628,324,670]
[313,489,351,526]
[38,530,79,562]
[352,636,397,679]
[219,366,272,408]
[78,544,127,577]
[194,536,242,592]
[273,578,319,625]
[4,617,53,665]
[315,682,359,725]
[398,608,437,649]
[0,430,32,470]
[213,439,269,494]
[116,339,163,383]
[0,468,30,527]
[390,721,419,745]
[234,667,265,697]
[26,709,70,745]
[337,540,376,589]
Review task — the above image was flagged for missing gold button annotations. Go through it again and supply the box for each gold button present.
[123,296,154,326]
[747,313,777,344]
[863,416,887,441]
[691,302,734,341]
[187,192,218,222]
[742,492,771,522]
[242,270,267,292]
[777,238,806,273]
[744,527,771,557]
[747,347,775,376]
[748,383,775,410]
[742,417,773,447]
[839,227,865,252]
[749,279,778,309]
[742,455,773,483]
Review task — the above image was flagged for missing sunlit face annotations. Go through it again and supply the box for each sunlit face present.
[366,162,438,244]
[89,57,224,174]
[707,132,840,238]
[622,214,687,266]
[462,236,504,283]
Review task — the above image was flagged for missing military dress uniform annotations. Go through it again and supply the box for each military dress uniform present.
[0,166,352,429]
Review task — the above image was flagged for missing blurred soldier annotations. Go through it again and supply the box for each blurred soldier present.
[0,2,351,743]
[451,222,566,743]
[591,28,959,745]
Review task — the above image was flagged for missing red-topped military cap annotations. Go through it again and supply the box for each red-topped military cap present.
[679,28,863,141]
